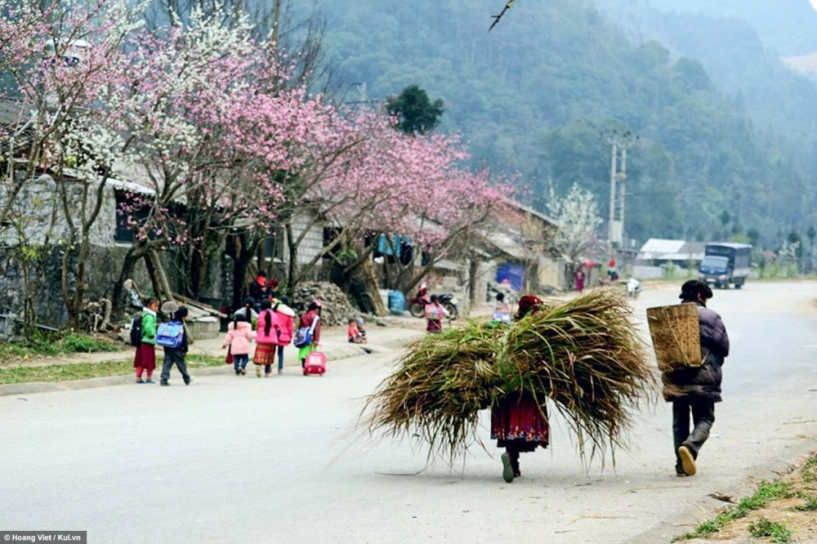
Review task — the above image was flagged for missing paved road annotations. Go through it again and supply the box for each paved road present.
[2,282,816,543]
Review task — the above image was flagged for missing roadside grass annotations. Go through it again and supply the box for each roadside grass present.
[0,354,223,385]
[748,518,793,543]
[0,333,121,361]
[802,457,817,483]
[794,497,817,512]
[674,480,792,541]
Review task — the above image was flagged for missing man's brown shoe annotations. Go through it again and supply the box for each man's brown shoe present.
[678,445,697,476]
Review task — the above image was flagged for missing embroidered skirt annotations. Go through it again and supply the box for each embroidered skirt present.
[253,343,277,365]
[490,392,549,452]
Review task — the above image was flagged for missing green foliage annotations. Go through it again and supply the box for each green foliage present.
[802,456,817,483]
[385,85,445,135]
[0,354,223,385]
[308,0,814,245]
[675,480,792,541]
[748,518,792,543]
[0,333,120,360]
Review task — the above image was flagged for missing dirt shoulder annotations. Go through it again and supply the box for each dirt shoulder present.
[679,452,817,543]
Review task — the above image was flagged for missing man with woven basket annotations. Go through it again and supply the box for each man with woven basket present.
[663,280,730,477]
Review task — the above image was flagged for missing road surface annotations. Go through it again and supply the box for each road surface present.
[2,282,816,543]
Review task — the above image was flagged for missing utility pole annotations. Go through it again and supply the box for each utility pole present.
[606,131,637,258]
[608,138,618,258]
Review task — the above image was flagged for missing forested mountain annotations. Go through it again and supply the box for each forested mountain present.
[307,0,814,246]
[594,0,817,182]
[648,0,817,56]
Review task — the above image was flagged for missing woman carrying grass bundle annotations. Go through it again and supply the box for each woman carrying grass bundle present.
[492,295,549,483]
[362,290,654,482]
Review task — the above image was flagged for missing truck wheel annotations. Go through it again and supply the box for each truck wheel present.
[735,282,743,290]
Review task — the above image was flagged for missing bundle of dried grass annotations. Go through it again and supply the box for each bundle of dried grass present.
[362,290,656,464]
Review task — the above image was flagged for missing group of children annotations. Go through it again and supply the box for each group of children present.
[223,298,323,377]
[132,297,191,386]
[133,292,376,383]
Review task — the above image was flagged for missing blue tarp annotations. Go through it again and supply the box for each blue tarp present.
[496,262,525,291]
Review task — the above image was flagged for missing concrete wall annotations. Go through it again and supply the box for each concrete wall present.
[289,209,325,267]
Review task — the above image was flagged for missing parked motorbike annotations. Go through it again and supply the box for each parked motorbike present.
[626,277,642,299]
[408,291,459,319]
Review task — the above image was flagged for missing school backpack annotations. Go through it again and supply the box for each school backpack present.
[424,303,442,321]
[156,320,185,349]
[294,316,319,348]
[130,315,142,347]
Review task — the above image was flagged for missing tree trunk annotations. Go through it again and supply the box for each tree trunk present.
[112,247,142,321]
[146,249,174,302]
[285,222,299,291]
[362,257,388,316]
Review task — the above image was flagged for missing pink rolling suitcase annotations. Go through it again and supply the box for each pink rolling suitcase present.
[303,351,326,376]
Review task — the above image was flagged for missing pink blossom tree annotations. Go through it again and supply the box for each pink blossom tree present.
[1,0,144,329]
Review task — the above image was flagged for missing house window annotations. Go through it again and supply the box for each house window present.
[114,190,149,244]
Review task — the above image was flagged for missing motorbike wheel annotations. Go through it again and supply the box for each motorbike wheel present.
[443,303,458,320]
[409,302,425,318]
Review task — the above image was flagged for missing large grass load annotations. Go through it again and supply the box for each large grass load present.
[362,291,656,464]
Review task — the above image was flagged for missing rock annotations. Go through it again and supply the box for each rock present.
[375,318,388,327]
[291,282,359,327]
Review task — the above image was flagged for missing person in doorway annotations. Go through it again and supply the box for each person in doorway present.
[253,300,278,377]
[574,266,585,293]
[424,294,447,334]
[298,300,322,368]
[663,280,730,477]
[160,306,192,386]
[134,297,159,384]
[223,313,256,376]
[492,292,511,324]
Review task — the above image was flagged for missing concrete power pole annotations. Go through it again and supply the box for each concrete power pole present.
[607,138,618,258]
[606,131,636,258]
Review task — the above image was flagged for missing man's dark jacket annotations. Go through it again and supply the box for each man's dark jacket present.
[662,301,730,403]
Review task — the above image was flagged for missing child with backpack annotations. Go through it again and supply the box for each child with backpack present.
[223,313,256,376]
[158,306,192,386]
[133,297,159,384]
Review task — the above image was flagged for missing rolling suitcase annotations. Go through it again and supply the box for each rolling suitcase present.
[303,351,326,376]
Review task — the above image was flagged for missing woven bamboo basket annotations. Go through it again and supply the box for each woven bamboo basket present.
[646,303,702,371]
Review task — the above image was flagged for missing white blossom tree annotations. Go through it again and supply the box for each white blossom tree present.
[545,182,602,263]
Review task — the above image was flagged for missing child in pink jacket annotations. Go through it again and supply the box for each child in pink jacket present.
[223,314,256,375]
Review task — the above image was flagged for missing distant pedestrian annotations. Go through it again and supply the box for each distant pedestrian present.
[249,271,267,308]
[253,300,278,377]
[424,295,447,334]
[663,280,730,477]
[134,297,159,384]
[271,300,295,375]
[297,300,322,368]
[159,307,192,386]
[223,313,256,376]
[233,297,259,327]
[492,292,511,324]
[574,266,585,293]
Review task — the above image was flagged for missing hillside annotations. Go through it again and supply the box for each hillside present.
[648,0,817,56]
[306,0,814,245]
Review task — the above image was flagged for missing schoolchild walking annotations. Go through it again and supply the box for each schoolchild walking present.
[271,300,295,375]
[297,300,322,368]
[134,297,159,384]
[223,314,256,376]
[253,300,278,377]
[159,307,192,386]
